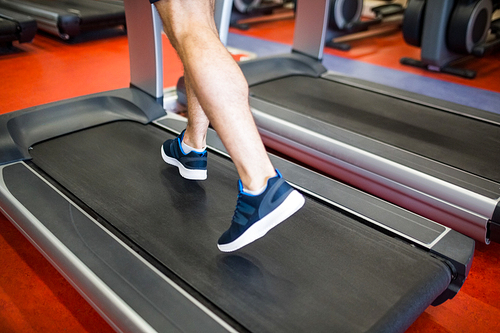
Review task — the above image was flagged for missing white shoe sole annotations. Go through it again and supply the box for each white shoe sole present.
[161,146,207,181]
[217,190,305,252]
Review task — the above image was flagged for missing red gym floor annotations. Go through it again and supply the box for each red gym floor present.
[1,15,500,333]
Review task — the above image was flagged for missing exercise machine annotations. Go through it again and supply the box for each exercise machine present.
[325,0,405,50]
[401,0,500,78]
[0,6,36,46]
[0,0,125,40]
[230,0,295,30]
[225,0,500,243]
[0,0,474,332]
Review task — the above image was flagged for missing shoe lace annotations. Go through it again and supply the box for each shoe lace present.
[232,192,246,225]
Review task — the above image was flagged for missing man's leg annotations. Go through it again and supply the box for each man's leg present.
[154,0,275,191]
[182,73,209,150]
[153,0,304,252]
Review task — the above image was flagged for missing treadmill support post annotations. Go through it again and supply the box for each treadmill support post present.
[215,0,234,46]
[293,0,330,60]
[123,0,233,107]
[124,0,164,105]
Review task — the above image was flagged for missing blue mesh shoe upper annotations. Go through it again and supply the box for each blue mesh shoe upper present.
[218,170,294,246]
[163,130,207,171]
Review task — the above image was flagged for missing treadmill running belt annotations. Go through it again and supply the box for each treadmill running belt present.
[250,76,500,183]
[29,121,451,332]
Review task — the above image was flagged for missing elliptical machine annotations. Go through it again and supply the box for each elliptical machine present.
[325,0,406,51]
[401,0,500,78]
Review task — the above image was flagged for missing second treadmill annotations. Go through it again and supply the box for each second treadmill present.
[0,0,125,40]
[236,0,500,244]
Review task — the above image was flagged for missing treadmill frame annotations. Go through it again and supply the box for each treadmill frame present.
[0,89,474,331]
[0,0,475,331]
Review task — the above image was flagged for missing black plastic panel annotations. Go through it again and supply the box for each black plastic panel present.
[0,7,37,43]
[0,88,165,165]
[0,16,16,42]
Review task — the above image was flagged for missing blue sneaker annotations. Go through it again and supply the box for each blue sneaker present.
[217,170,305,252]
[161,130,208,180]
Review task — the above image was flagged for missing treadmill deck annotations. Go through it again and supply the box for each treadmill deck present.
[25,120,452,332]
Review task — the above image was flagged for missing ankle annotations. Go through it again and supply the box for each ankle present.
[242,183,267,196]
[182,130,206,152]
[241,170,277,192]
[181,140,205,154]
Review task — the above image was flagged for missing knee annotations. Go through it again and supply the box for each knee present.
[154,0,217,49]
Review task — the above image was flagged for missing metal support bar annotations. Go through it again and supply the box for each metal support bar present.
[123,0,233,106]
[124,0,164,104]
[215,0,234,45]
[293,0,330,60]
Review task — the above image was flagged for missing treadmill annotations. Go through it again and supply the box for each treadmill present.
[0,0,125,40]
[0,1,474,332]
[0,6,36,45]
[235,0,500,244]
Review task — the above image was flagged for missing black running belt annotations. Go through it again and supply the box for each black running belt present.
[29,121,451,332]
[249,76,500,183]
